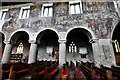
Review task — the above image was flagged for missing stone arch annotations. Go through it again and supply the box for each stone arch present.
[65,26,96,40]
[65,26,95,62]
[9,30,30,63]
[36,28,59,61]
[36,28,59,40]
[111,21,120,65]
[111,21,120,40]
[9,29,30,42]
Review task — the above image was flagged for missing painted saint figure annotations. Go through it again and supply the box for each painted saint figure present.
[105,16,113,35]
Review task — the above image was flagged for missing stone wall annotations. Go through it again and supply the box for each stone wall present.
[1,2,119,39]
[1,1,119,66]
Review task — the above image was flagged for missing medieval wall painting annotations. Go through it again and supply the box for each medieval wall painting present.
[1,2,119,39]
[85,13,118,39]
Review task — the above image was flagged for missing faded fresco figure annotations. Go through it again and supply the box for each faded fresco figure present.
[105,16,113,35]
[86,17,99,34]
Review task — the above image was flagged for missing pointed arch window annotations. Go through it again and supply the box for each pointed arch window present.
[10,43,24,62]
[114,40,120,53]
[16,42,24,54]
[69,42,77,53]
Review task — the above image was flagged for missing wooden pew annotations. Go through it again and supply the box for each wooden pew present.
[30,61,58,80]
[74,66,85,80]
[30,61,49,80]
[8,63,30,79]
[78,62,100,80]
[93,66,118,80]
[78,61,119,80]
[101,65,120,79]
[85,61,94,69]
[93,66,108,80]
[80,62,92,79]
[43,62,59,80]
[70,61,86,80]
[1,62,22,79]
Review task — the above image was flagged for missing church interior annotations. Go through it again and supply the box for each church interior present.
[0,0,120,79]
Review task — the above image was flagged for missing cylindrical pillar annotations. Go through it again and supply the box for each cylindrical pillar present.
[1,41,12,64]
[28,40,37,64]
[59,40,66,67]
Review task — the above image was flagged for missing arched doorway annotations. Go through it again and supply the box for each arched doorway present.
[112,22,120,65]
[10,31,30,63]
[0,32,5,62]
[36,30,59,61]
[66,28,94,62]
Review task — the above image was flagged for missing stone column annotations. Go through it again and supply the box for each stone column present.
[28,40,37,64]
[58,40,66,67]
[90,39,101,67]
[1,41,12,64]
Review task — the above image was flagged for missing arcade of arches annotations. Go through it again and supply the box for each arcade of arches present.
[0,24,120,67]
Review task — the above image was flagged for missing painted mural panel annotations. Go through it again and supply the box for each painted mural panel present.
[30,4,41,18]
[1,2,119,39]
[54,2,68,17]
[84,12,119,39]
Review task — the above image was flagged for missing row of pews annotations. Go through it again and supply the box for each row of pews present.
[1,62,30,79]
[1,60,59,80]
[77,61,120,80]
[1,60,120,80]
[59,61,120,80]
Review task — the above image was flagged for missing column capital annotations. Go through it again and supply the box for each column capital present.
[58,40,66,44]
[29,40,37,44]
[89,38,99,43]
[29,40,40,44]
[3,41,11,44]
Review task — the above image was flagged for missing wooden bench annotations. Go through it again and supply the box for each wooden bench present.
[78,62,100,80]
[101,65,120,79]
[93,66,116,80]
[8,63,30,79]
[30,61,58,80]
[80,63,92,79]
[74,66,85,80]
[1,62,22,79]
[43,63,59,80]
[30,61,50,80]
